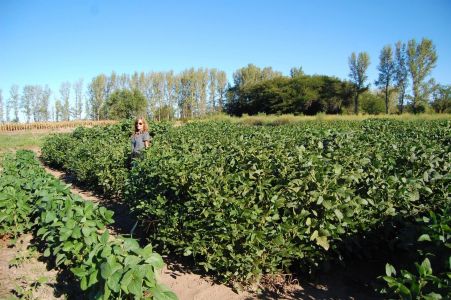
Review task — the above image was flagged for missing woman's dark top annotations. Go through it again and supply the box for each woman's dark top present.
[131,131,150,156]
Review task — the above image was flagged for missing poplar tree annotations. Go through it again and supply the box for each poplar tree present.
[348,52,370,114]
[59,82,71,121]
[165,71,176,120]
[216,71,228,112]
[31,85,42,121]
[88,75,107,120]
[55,99,63,122]
[39,85,51,121]
[407,38,437,113]
[73,79,84,120]
[375,45,395,114]
[9,85,20,122]
[21,85,34,123]
[208,69,218,112]
[394,41,409,113]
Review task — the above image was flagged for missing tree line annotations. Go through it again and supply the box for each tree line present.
[0,37,449,123]
[348,38,449,114]
[0,68,228,123]
[227,38,449,116]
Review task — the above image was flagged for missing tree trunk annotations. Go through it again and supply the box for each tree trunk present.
[354,93,359,114]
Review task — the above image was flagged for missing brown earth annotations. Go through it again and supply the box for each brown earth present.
[0,234,78,300]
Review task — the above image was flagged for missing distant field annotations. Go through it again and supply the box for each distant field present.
[0,131,54,153]
[0,120,116,132]
[202,112,451,125]
[0,120,117,152]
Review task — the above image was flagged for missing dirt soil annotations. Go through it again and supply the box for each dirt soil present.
[0,234,77,300]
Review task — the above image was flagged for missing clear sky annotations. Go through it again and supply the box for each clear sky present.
[1,0,450,113]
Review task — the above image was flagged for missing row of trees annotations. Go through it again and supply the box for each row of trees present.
[0,68,228,122]
[349,38,442,114]
[0,37,449,123]
[225,38,448,116]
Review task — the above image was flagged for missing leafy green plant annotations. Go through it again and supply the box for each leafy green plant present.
[0,150,176,299]
[41,119,450,285]
[381,207,451,299]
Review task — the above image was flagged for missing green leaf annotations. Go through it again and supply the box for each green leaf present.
[409,190,420,202]
[124,255,141,267]
[310,230,318,241]
[334,209,343,221]
[100,261,122,279]
[123,238,140,252]
[127,273,143,297]
[88,269,98,287]
[71,267,88,278]
[420,258,432,275]
[55,253,65,266]
[385,263,396,277]
[44,211,56,223]
[107,269,122,292]
[120,270,133,294]
[80,276,88,291]
[315,236,329,250]
[139,244,153,259]
[100,230,109,244]
[423,292,443,300]
[145,253,164,269]
[418,234,431,242]
[151,284,178,300]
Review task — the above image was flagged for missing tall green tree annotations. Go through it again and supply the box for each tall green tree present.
[5,96,11,122]
[394,41,409,113]
[165,71,177,120]
[105,89,147,119]
[55,99,63,122]
[227,64,282,115]
[196,68,209,117]
[21,85,34,123]
[9,85,20,122]
[88,75,108,120]
[216,70,228,112]
[31,85,41,122]
[59,82,71,121]
[375,45,395,114]
[431,84,451,113]
[38,85,51,121]
[348,52,370,114]
[290,66,304,78]
[208,68,218,113]
[407,38,437,113]
[72,79,84,120]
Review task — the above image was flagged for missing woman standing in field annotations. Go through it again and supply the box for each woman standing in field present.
[131,116,151,159]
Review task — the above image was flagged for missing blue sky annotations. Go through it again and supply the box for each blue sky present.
[1,0,450,112]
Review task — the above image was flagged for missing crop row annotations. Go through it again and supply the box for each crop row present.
[0,150,176,299]
[41,119,451,283]
[41,121,171,196]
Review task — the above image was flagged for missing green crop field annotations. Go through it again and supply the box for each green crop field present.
[2,118,450,299]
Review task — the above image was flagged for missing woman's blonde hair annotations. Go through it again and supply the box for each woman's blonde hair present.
[134,116,149,133]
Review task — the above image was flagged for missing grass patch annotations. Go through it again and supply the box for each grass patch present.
[0,132,50,153]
